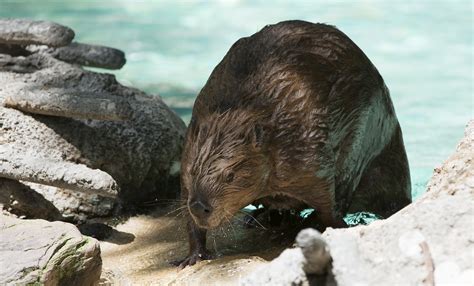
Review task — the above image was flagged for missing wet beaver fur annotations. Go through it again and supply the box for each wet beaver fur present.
[176,20,411,268]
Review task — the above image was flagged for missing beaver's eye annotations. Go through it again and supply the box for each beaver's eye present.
[225,172,235,183]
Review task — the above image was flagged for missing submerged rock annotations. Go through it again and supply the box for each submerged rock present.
[0,19,74,47]
[243,120,474,285]
[0,215,102,285]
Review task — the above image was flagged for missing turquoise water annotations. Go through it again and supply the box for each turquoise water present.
[1,0,472,199]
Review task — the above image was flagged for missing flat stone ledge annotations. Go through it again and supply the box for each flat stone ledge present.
[0,148,119,198]
[4,88,133,121]
[0,19,74,47]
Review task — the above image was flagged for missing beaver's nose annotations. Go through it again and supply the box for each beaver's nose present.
[189,200,213,219]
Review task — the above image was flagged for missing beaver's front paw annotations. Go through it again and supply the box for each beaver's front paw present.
[171,251,213,269]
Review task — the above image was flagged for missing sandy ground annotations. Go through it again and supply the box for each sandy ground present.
[98,207,295,285]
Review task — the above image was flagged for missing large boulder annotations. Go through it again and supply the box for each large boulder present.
[0,214,102,285]
[243,120,474,285]
[0,19,186,220]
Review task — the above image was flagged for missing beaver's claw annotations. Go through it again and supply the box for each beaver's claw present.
[171,251,213,269]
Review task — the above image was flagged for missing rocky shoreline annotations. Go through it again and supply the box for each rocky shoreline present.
[0,19,472,286]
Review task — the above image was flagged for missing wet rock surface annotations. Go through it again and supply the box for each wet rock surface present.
[0,214,102,286]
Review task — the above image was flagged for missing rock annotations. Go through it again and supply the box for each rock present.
[51,42,126,70]
[242,248,308,286]
[0,149,119,198]
[4,88,133,121]
[0,54,39,73]
[0,214,102,285]
[23,182,117,222]
[1,54,131,121]
[0,19,74,47]
[243,120,474,286]
[243,230,333,286]
[426,120,474,196]
[296,228,331,275]
[0,52,186,218]
[0,178,62,221]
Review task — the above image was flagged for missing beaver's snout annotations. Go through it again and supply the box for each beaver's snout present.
[189,198,213,226]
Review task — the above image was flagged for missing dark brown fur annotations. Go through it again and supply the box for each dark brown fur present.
[176,20,411,268]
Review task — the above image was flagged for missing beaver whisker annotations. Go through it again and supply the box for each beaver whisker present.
[212,233,219,255]
[141,198,187,207]
[164,205,188,217]
[238,209,268,230]
[142,198,186,203]
[224,211,238,240]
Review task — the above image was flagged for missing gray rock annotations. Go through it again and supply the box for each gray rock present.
[296,228,331,275]
[51,42,126,70]
[0,52,186,218]
[23,182,117,222]
[0,53,39,73]
[0,149,119,198]
[0,215,102,285]
[426,120,474,196]
[4,87,133,121]
[0,178,62,221]
[242,248,308,286]
[243,230,334,286]
[0,18,74,47]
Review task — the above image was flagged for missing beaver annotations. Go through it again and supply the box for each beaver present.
[176,20,411,268]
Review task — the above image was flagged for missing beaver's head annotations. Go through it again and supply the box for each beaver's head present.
[181,111,271,229]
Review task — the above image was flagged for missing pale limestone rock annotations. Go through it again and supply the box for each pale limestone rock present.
[0,215,102,285]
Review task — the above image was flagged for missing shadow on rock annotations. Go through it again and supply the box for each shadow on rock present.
[78,223,135,245]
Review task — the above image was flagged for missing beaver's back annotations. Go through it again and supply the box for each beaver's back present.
[193,20,384,115]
